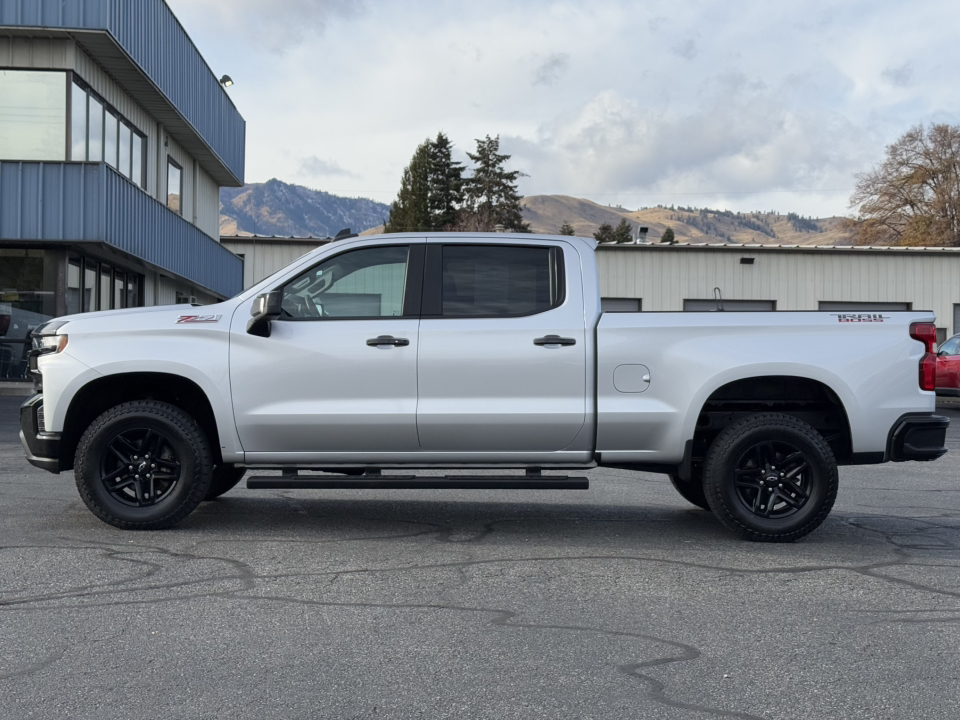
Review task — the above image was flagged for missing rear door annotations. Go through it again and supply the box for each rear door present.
[416,240,586,453]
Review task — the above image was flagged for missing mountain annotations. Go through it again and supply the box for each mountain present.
[520,195,854,246]
[219,181,852,246]
[220,179,390,237]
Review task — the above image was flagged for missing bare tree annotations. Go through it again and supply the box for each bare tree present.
[850,123,960,246]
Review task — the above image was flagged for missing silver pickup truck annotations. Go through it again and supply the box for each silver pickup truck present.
[21,233,949,540]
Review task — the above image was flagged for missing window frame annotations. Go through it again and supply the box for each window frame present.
[420,243,566,319]
[166,157,183,215]
[0,68,70,162]
[274,244,425,322]
[67,73,147,188]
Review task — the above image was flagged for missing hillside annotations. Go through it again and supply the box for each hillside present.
[521,195,854,245]
[219,183,853,246]
[220,179,390,237]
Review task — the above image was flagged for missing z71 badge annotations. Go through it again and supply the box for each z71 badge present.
[831,313,889,323]
[176,315,222,324]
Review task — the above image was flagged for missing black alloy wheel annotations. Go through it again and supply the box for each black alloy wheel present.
[702,413,838,542]
[731,441,812,520]
[75,401,212,530]
[100,428,182,507]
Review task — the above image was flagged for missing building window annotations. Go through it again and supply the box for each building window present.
[100,265,112,311]
[70,81,87,162]
[0,70,67,162]
[70,77,146,188]
[87,95,103,162]
[601,298,642,312]
[683,299,776,312]
[68,256,142,314]
[167,158,183,215]
[83,260,97,312]
[818,301,912,312]
[104,109,118,169]
[0,249,59,380]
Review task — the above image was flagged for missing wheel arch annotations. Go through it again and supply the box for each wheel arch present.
[60,372,223,471]
[683,373,856,478]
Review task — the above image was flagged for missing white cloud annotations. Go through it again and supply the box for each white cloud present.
[297,156,356,179]
[166,0,960,216]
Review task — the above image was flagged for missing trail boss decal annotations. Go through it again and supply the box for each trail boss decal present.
[831,313,889,323]
[176,314,222,324]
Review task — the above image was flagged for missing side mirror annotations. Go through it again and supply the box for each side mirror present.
[246,291,283,337]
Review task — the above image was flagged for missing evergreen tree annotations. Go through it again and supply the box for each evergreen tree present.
[384,140,432,233]
[559,221,575,236]
[612,218,633,244]
[427,132,464,230]
[462,135,530,232]
[661,227,676,244]
[594,222,615,243]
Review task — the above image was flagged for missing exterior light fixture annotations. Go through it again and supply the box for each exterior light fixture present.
[219,75,234,88]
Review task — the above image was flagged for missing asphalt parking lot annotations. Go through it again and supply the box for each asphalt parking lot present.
[2,396,960,720]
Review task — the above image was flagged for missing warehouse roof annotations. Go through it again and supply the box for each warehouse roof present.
[598,241,960,254]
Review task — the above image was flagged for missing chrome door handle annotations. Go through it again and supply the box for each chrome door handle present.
[366,335,410,347]
[533,335,576,346]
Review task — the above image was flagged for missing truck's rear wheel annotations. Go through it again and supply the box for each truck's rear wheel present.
[205,465,246,500]
[668,473,710,510]
[702,413,838,542]
[74,401,212,530]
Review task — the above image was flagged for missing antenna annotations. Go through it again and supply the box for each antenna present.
[333,228,358,241]
[714,287,724,311]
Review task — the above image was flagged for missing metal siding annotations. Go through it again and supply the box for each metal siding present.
[220,239,329,290]
[0,0,244,182]
[0,160,241,297]
[596,245,960,334]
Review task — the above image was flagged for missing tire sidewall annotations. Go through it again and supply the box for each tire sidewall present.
[705,417,837,539]
[76,404,209,527]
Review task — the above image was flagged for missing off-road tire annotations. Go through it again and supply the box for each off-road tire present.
[205,465,246,500]
[74,401,213,530]
[702,413,838,542]
[669,473,711,510]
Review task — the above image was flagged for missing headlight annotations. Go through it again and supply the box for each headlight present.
[35,334,69,354]
[31,320,70,356]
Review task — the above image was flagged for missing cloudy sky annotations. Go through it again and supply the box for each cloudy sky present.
[167,0,959,217]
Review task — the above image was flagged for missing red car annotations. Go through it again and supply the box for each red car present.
[936,334,960,396]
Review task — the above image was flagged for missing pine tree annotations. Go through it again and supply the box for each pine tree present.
[594,222,615,243]
[462,135,530,232]
[427,132,464,230]
[612,218,633,244]
[559,221,575,236]
[384,140,432,233]
[661,227,676,244]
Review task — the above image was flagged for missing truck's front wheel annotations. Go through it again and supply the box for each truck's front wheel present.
[702,413,838,542]
[74,401,213,530]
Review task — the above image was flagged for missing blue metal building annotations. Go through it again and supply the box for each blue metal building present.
[0,0,245,380]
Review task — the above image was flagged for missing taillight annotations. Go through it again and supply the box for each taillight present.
[910,322,937,391]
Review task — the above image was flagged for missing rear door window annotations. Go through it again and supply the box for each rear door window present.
[436,245,563,317]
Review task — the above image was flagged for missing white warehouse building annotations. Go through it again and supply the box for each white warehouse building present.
[221,236,960,344]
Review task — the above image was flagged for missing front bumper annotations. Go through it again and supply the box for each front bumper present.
[20,394,61,474]
[888,414,949,462]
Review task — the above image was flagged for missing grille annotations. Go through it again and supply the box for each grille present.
[36,403,45,432]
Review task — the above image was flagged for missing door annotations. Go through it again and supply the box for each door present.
[416,241,587,453]
[230,243,424,455]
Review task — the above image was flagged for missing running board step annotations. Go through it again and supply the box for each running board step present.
[246,476,589,490]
